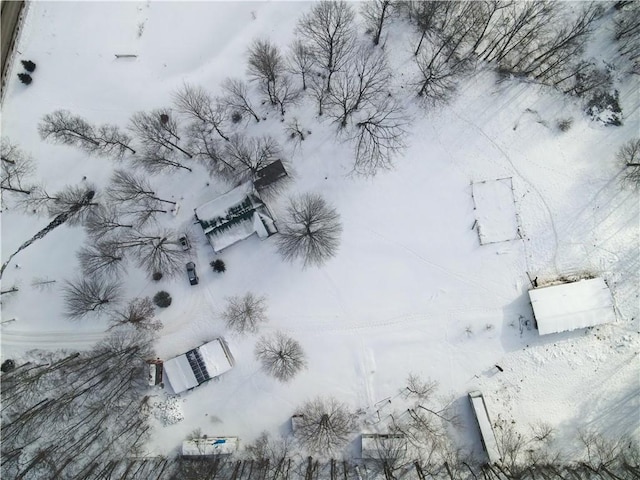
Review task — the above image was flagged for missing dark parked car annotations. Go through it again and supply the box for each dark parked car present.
[186,262,199,285]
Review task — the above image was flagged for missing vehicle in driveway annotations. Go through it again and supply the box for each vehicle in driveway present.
[163,338,235,394]
[178,234,190,251]
[186,261,198,285]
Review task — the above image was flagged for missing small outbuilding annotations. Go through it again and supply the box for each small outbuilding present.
[468,391,501,464]
[253,159,288,191]
[361,433,407,460]
[182,436,239,456]
[146,359,163,386]
[528,277,615,335]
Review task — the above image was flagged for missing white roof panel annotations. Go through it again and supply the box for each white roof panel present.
[207,218,256,252]
[469,392,501,463]
[164,354,198,393]
[195,182,253,221]
[199,339,233,377]
[529,278,615,335]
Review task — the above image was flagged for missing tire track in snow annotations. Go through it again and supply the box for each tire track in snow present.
[269,303,500,337]
[357,337,377,410]
[1,329,106,348]
[359,226,514,301]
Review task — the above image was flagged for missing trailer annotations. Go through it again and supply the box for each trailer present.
[468,391,501,464]
[182,436,239,456]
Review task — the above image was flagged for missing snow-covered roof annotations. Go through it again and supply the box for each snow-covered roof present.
[208,218,257,252]
[195,182,254,221]
[529,278,615,335]
[198,338,234,377]
[182,437,239,456]
[468,392,501,464]
[164,354,199,393]
[194,183,276,253]
[164,339,234,394]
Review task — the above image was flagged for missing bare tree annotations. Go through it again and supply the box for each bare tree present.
[84,204,134,239]
[63,276,122,318]
[276,193,342,268]
[108,169,176,206]
[364,434,410,479]
[244,431,295,478]
[109,297,160,330]
[614,1,640,73]
[221,292,268,334]
[273,73,300,116]
[78,241,127,279]
[308,72,329,116]
[122,197,171,228]
[221,78,261,123]
[185,121,234,176]
[508,3,603,84]
[294,397,356,455]
[93,123,136,159]
[413,1,476,101]
[361,0,393,46]
[404,373,439,400]
[46,184,100,225]
[116,229,189,277]
[326,42,391,128]
[285,117,310,147]
[1,184,99,278]
[130,145,193,174]
[222,133,282,185]
[494,419,527,473]
[296,0,357,92]
[1,138,35,201]
[475,1,556,65]
[129,109,192,158]
[173,83,230,142]
[38,110,135,159]
[349,97,408,176]
[255,331,307,382]
[247,38,286,106]
[38,110,99,151]
[288,39,314,90]
[399,0,447,56]
[619,138,640,188]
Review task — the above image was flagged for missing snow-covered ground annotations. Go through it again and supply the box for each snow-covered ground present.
[1,0,638,462]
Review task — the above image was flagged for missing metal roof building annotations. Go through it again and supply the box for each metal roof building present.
[528,277,615,335]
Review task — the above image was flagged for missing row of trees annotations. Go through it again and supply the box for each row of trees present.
[1,330,154,479]
[3,359,637,479]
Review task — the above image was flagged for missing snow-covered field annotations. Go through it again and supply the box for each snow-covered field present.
[1,0,638,464]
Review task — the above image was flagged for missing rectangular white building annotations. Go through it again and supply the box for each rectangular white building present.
[182,437,239,456]
[163,338,234,394]
[468,391,501,464]
[528,277,615,335]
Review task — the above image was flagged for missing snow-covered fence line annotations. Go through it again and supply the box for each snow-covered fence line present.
[470,177,522,246]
